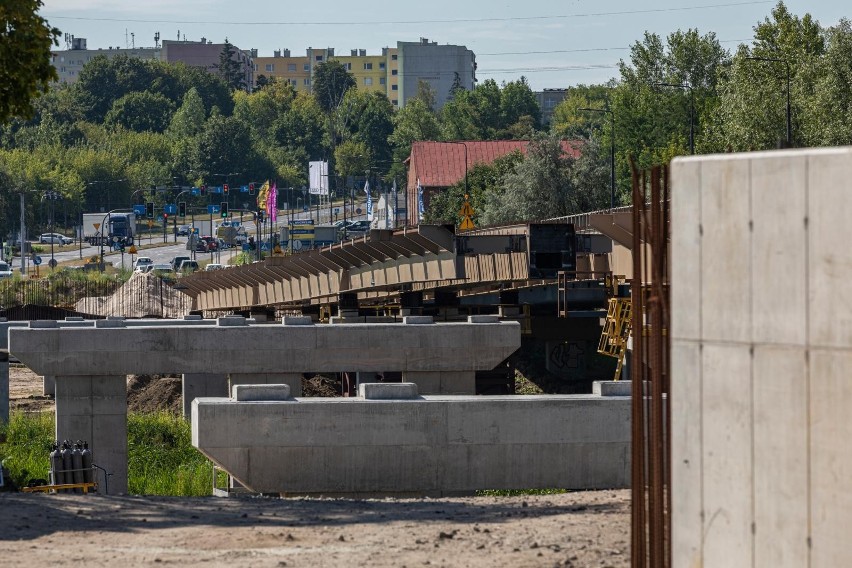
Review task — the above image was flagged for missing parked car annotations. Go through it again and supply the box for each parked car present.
[170,256,191,270]
[195,236,218,253]
[39,233,73,245]
[177,225,191,236]
[134,256,153,270]
[178,260,199,272]
[0,261,13,279]
[150,263,173,273]
[134,264,153,274]
[204,263,223,271]
[347,220,371,233]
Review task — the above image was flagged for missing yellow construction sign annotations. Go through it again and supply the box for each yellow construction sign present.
[458,195,475,231]
[127,245,138,255]
[93,223,100,231]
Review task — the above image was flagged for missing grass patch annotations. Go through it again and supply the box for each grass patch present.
[0,411,212,496]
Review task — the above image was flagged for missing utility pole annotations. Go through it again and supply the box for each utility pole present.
[19,193,26,275]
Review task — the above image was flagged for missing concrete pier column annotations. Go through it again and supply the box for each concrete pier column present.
[399,291,423,317]
[229,373,303,397]
[55,375,127,495]
[43,375,56,397]
[336,292,360,319]
[402,371,475,394]
[182,373,229,418]
[0,350,8,423]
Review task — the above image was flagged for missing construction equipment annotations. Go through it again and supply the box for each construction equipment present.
[597,297,632,381]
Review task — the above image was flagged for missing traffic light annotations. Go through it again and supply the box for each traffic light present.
[200,185,207,196]
[163,213,169,221]
[178,201,186,218]
[249,182,255,196]
[146,202,154,219]
[220,202,229,218]
[223,183,229,195]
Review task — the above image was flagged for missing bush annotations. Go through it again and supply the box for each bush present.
[0,411,212,496]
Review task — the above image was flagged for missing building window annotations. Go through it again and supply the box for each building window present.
[392,99,398,105]
[363,62,372,70]
[364,77,373,86]
[315,55,323,61]
[291,79,297,86]
[344,62,351,70]
[391,69,398,76]
[288,63,296,71]
[265,64,274,72]
[391,54,398,61]
[379,62,386,70]
[303,64,310,71]
[379,77,386,85]
[391,84,398,91]
[304,78,311,86]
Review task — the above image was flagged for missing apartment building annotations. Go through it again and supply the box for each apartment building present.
[535,89,569,126]
[253,38,473,109]
[50,36,253,89]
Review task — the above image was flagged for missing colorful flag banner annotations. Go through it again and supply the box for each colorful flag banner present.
[365,179,373,222]
[268,183,278,224]
[257,180,270,210]
[417,178,425,222]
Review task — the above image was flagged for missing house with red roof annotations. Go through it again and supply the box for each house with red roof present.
[405,140,580,226]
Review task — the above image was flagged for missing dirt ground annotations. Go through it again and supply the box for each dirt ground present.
[5,366,631,567]
[0,491,630,567]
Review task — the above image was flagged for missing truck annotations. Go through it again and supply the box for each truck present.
[82,212,136,247]
[215,223,248,247]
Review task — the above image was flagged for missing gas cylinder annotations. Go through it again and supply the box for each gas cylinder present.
[60,441,73,492]
[49,443,63,486]
[71,442,84,492]
[81,442,93,484]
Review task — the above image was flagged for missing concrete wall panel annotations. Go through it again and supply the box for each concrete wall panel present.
[670,159,702,342]
[751,154,807,346]
[753,345,808,568]
[808,149,852,348]
[809,348,852,567]
[670,340,703,567]
[700,156,751,343]
[701,343,752,568]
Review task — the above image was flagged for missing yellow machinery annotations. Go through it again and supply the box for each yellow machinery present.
[597,297,632,381]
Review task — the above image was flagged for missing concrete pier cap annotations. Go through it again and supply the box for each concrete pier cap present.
[359,382,419,400]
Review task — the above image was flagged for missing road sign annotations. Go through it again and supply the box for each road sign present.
[459,201,474,217]
[164,204,177,215]
[207,204,221,215]
[48,258,57,269]
[128,245,138,255]
[32,255,42,266]
[133,204,147,216]
[302,205,308,212]
[93,223,101,231]
[147,220,154,228]
[292,240,302,251]
[459,217,475,230]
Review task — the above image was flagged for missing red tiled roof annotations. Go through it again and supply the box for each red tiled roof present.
[407,140,581,188]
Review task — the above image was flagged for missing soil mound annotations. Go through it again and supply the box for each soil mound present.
[75,273,192,318]
[302,374,341,397]
[127,374,182,414]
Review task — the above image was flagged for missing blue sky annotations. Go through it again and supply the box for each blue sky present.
[41,1,848,90]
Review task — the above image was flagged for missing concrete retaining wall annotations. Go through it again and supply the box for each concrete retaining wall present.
[671,147,852,568]
[192,386,631,494]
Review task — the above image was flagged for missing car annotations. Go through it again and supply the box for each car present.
[133,264,153,274]
[346,220,371,234]
[0,261,13,279]
[204,263,223,271]
[150,263,173,273]
[333,220,355,229]
[178,260,199,272]
[39,233,73,245]
[170,256,191,270]
[196,236,218,253]
[134,256,153,270]
[177,225,191,237]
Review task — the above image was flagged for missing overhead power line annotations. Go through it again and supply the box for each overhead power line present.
[479,38,755,56]
[46,1,773,26]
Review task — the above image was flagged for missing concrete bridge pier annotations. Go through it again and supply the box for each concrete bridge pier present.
[182,374,229,418]
[43,375,56,397]
[55,374,127,494]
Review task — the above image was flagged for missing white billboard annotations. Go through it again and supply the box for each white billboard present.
[308,161,329,195]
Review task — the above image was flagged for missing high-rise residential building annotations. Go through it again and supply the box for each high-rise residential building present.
[50,36,253,89]
[253,39,474,109]
[50,37,161,84]
[535,89,569,126]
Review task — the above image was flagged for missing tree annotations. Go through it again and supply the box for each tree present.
[334,139,371,180]
[0,0,59,123]
[388,98,441,181]
[449,72,465,100]
[74,55,156,122]
[355,92,395,175]
[550,85,612,138]
[167,88,206,139]
[500,77,541,133]
[312,60,356,114]
[104,91,175,133]
[482,134,575,225]
[216,39,246,91]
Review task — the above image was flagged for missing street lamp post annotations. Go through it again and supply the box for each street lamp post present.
[745,56,792,147]
[42,191,61,270]
[578,107,617,209]
[652,83,694,155]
